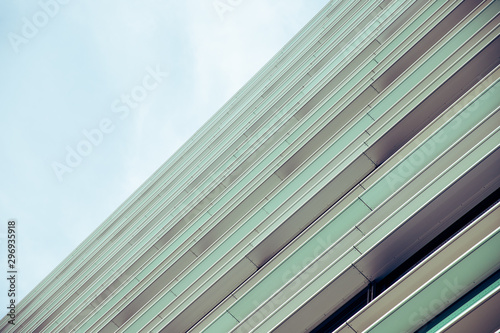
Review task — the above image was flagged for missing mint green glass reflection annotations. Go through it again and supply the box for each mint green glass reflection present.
[361,79,500,208]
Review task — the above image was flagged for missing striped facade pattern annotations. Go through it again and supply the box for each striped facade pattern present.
[2,0,500,332]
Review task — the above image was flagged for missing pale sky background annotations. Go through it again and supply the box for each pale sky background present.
[0,0,330,312]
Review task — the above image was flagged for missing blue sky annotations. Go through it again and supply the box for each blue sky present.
[0,0,329,308]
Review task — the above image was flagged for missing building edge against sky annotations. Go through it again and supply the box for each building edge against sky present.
[2,0,500,332]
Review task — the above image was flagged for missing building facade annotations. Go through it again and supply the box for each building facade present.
[2,0,500,332]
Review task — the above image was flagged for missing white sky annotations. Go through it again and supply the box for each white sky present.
[0,0,330,311]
